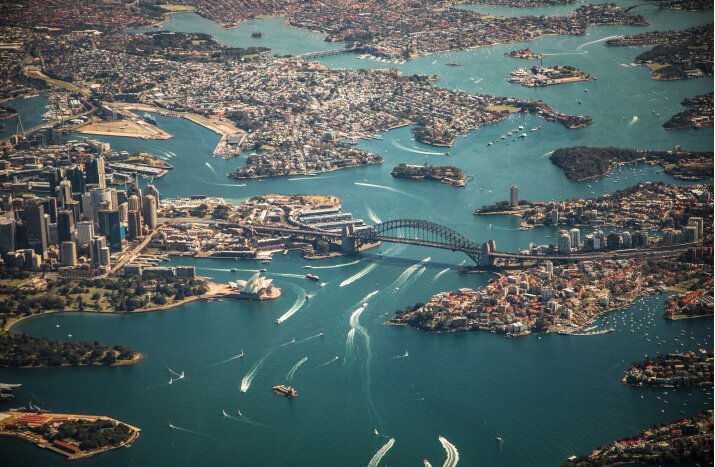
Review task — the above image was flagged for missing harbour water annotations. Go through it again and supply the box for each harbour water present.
[1,2,713,465]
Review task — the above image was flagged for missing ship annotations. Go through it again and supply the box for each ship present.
[144,113,157,126]
[272,385,298,398]
[305,273,320,281]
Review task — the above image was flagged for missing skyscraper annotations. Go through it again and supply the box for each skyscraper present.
[558,231,571,254]
[127,210,143,240]
[98,209,122,252]
[24,200,48,259]
[57,210,75,243]
[142,194,158,230]
[86,155,106,188]
[66,166,86,194]
[510,185,518,208]
[76,221,94,247]
[60,241,77,266]
[0,218,15,255]
[569,228,580,250]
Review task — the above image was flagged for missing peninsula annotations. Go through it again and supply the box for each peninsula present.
[562,411,713,466]
[388,259,712,337]
[549,146,714,181]
[390,164,469,187]
[664,93,713,130]
[0,411,140,460]
[622,351,713,388]
[0,333,142,368]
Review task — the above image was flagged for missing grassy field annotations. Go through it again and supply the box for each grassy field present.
[158,4,196,12]
[484,104,521,113]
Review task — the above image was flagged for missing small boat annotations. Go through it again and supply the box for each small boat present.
[260,268,267,272]
[272,385,298,398]
[303,265,313,269]
[320,330,324,337]
[305,274,320,281]
[230,268,237,272]
[262,260,271,265]
[496,437,503,442]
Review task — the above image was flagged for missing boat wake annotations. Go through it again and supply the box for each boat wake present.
[390,257,431,291]
[626,115,639,128]
[240,350,274,393]
[438,436,460,467]
[366,206,383,224]
[296,332,322,344]
[367,438,396,467]
[276,292,307,324]
[340,263,378,287]
[434,268,450,280]
[424,461,433,467]
[392,139,445,156]
[321,356,340,366]
[311,260,360,269]
[394,350,409,359]
[286,357,308,382]
[167,423,213,439]
[541,150,555,159]
[345,328,357,362]
[577,34,621,51]
[354,182,404,194]
[210,351,244,367]
[223,409,266,427]
[204,162,217,176]
[167,367,182,377]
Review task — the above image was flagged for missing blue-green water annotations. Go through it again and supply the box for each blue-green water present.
[2,3,713,466]
[1,94,49,141]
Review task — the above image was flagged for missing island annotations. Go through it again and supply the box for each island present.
[509,65,593,87]
[549,146,714,181]
[622,351,713,388]
[562,411,713,466]
[505,48,544,60]
[390,164,469,187]
[664,93,713,130]
[0,333,142,368]
[0,411,140,460]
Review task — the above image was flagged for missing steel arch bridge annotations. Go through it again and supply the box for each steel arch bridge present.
[353,219,484,263]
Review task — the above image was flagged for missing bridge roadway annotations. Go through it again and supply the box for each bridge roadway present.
[248,225,698,262]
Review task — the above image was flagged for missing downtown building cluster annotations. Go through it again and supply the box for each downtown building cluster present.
[0,150,159,275]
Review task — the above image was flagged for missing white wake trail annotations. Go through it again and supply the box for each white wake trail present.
[345,328,357,362]
[366,207,382,224]
[286,357,308,382]
[626,115,639,128]
[340,263,378,287]
[321,356,340,366]
[167,423,213,439]
[424,461,433,467]
[210,351,244,367]
[367,438,396,467]
[354,182,403,193]
[167,367,182,377]
[434,268,450,280]
[577,34,621,51]
[204,162,217,175]
[240,350,273,393]
[438,436,460,467]
[276,292,308,324]
[311,260,360,269]
[392,139,445,155]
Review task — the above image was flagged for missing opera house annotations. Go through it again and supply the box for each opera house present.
[228,272,281,300]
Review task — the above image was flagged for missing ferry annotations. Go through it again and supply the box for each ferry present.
[305,273,320,281]
[272,385,298,398]
[144,113,157,126]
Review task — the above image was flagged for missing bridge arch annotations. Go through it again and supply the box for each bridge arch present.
[353,219,484,263]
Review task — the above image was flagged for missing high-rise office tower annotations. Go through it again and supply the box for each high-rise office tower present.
[57,210,75,243]
[510,185,518,208]
[24,200,48,259]
[142,194,158,230]
[0,218,16,255]
[60,241,77,266]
